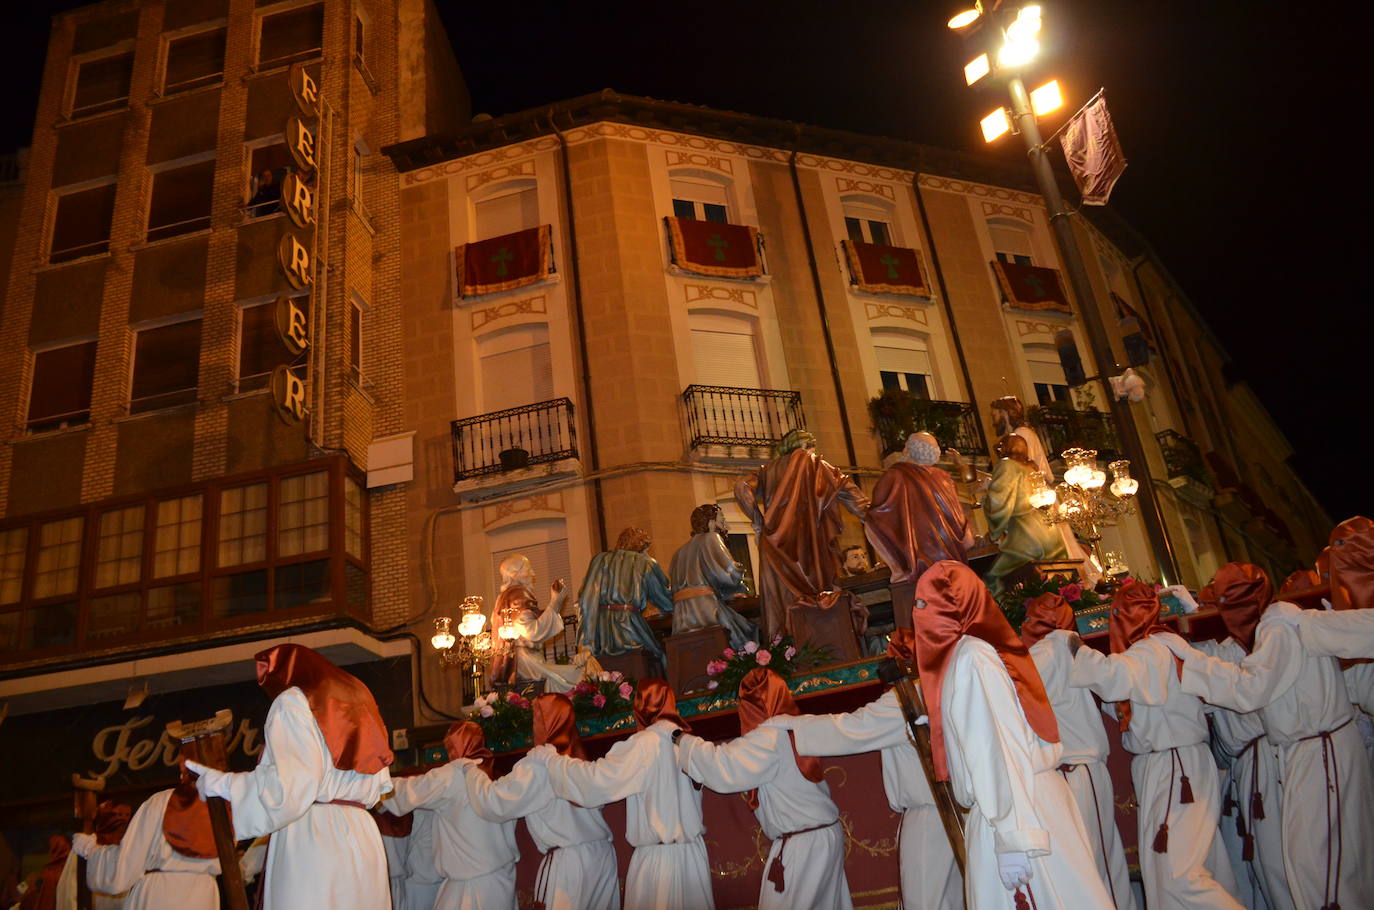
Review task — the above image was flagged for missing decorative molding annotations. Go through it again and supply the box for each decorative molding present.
[465,160,535,192]
[864,301,929,326]
[980,200,1033,223]
[684,284,757,309]
[404,139,558,186]
[481,491,565,527]
[919,173,1042,207]
[471,295,548,332]
[836,177,895,200]
[1016,318,1059,337]
[665,149,733,175]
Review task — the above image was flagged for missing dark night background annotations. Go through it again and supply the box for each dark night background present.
[2,1,1363,520]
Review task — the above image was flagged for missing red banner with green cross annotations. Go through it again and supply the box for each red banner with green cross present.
[456,224,552,297]
[990,259,1072,313]
[842,240,930,296]
[665,216,762,279]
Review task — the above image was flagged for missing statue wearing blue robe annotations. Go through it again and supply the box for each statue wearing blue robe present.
[577,531,674,661]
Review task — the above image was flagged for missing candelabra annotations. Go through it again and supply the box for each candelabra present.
[1028,447,1138,569]
[432,595,494,698]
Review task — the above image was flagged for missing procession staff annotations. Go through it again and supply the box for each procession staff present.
[535,679,714,910]
[1020,593,1137,910]
[186,644,394,910]
[776,631,962,910]
[382,722,518,910]
[1071,580,1241,910]
[912,561,1114,909]
[467,694,619,910]
[676,668,852,910]
[1161,563,1374,910]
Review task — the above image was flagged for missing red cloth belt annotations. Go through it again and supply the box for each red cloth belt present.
[604,604,637,612]
[316,799,368,810]
[766,820,838,893]
[673,586,713,603]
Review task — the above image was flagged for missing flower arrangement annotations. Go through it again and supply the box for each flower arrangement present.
[994,571,1107,632]
[470,689,533,742]
[570,671,635,718]
[704,634,829,695]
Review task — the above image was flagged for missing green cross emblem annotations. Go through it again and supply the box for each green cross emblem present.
[491,247,514,277]
[706,234,729,262]
[879,253,901,280]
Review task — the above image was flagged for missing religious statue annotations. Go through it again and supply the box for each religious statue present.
[667,504,758,650]
[865,431,975,625]
[837,545,873,577]
[735,428,870,638]
[981,434,1069,592]
[576,527,674,664]
[488,554,584,692]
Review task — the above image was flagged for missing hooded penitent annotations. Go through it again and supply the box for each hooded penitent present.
[736,668,823,810]
[444,721,495,779]
[909,560,1058,782]
[162,741,223,859]
[1019,592,1077,649]
[631,678,689,732]
[532,693,587,760]
[1108,579,1176,732]
[1208,563,1273,654]
[1329,515,1374,611]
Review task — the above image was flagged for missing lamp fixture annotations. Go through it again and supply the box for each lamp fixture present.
[980,107,1012,143]
[1032,447,1138,569]
[964,53,991,85]
[1030,79,1063,116]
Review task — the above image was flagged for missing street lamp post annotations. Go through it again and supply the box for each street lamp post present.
[950,3,1180,584]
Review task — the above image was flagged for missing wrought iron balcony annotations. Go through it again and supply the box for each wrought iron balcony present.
[1155,429,1210,486]
[871,398,986,458]
[1029,406,1121,461]
[451,398,578,483]
[682,385,804,451]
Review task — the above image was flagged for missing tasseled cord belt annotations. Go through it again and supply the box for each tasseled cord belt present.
[1151,746,1196,855]
[1297,716,1352,910]
[766,820,837,892]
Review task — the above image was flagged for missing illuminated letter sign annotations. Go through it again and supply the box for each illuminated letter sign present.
[274,296,309,356]
[286,117,317,174]
[288,63,319,118]
[280,171,315,228]
[276,233,313,289]
[271,365,307,424]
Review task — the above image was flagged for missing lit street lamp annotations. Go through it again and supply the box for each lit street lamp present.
[433,595,493,698]
[947,1,1179,583]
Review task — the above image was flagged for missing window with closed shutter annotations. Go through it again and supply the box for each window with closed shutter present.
[871,329,933,398]
[490,535,572,600]
[474,187,538,240]
[990,222,1034,265]
[480,326,553,413]
[689,313,762,388]
[1025,342,1070,405]
[28,341,97,431]
[671,178,729,223]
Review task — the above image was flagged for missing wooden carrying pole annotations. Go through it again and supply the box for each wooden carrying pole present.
[71,773,105,910]
[166,711,249,910]
[877,657,967,874]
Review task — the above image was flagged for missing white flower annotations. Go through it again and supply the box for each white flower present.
[707,680,719,689]
[479,705,494,718]
[743,640,759,654]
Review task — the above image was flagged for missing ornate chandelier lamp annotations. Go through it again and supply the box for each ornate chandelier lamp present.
[432,595,493,692]
[1028,447,1138,568]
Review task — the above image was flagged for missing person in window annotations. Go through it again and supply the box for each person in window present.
[247,168,284,217]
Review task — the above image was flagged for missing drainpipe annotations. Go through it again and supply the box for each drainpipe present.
[788,127,859,470]
[912,168,985,455]
[550,111,608,551]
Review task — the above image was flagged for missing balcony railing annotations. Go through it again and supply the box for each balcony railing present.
[682,385,804,451]
[451,397,578,483]
[1155,429,1210,486]
[1029,406,1121,461]
[872,399,986,458]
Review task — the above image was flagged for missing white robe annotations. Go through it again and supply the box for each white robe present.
[509,587,583,693]
[784,688,961,910]
[1072,636,1242,910]
[380,818,410,910]
[1177,607,1374,909]
[677,719,851,910]
[944,636,1115,909]
[384,761,518,910]
[55,854,124,910]
[78,789,220,910]
[220,686,393,910]
[543,720,714,910]
[1031,630,1136,910]
[463,757,619,910]
[403,809,443,910]
[1195,638,1292,910]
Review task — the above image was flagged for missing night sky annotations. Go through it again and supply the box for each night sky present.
[2,1,1362,521]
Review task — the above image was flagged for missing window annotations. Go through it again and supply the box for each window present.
[842,199,895,246]
[474,186,538,240]
[689,312,763,388]
[70,52,133,117]
[490,531,572,598]
[245,141,295,218]
[353,14,365,59]
[479,324,553,413]
[670,177,728,223]
[238,301,297,392]
[148,160,215,241]
[50,183,117,263]
[344,476,363,559]
[146,581,201,630]
[27,341,97,432]
[218,483,268,567]
[95,505,144,589]
[873,341,932,399]
[1025,343,1070,405]
[0,528,27,606]
[990,221,1034,266]
[32,517,84,599]
[131,317,202,413]
[257,3,323,69]
[279,471,329,557]
[163,28,226,94]
[154,494,202,578]
[347,300,363,381]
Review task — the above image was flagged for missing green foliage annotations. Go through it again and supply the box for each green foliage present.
[704,634,830,696]
[994,571,1106,632]
[470,690,534,743]
[868,388,963,455]
[569,671,636,717]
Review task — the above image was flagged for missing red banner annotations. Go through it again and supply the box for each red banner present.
[456,225,552,297]
[1061,93,1127,206]
[843,240,930,296]
[666,216,762,279]
[991,260,1072,313]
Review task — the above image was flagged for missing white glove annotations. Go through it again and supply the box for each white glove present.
[914,714,929,726]
[1159,584,1199,614]
[185,760,231,801]
[997,851,1032,891]
[71,832,97,858]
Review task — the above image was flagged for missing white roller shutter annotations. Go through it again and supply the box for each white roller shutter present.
[690,328,762,388]
[474,187,538,240]
[491,536,572,597]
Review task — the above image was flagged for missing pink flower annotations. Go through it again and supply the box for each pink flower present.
[1058,583,1083,603]
[707,680,719,690]
[573,682,592,695]
[706,660,726,676]
[505,691,520,703]
[610,670,625,682]
[479,705,494,718]
[756,649,772,666]
[592,693,606,708]
[772,634,783,646]
[784,645,797,660]
[743,641,759,654]
[722,648,735,659]
[618,682,633,699]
